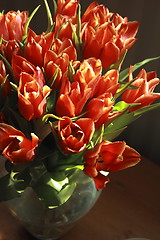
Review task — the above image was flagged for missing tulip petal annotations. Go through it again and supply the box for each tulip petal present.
[100,42,120,69]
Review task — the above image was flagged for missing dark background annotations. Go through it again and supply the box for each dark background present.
[1,0,160,164]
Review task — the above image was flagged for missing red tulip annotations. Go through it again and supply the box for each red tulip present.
[18,72,51,121]
[44,38,77,89]
[0,40,21,64]
[56,58,101,117]
[12,55,45,84]
[56,80,92,117]
[82,5,139,69]
[44,51,69,89]
[24,29,54,67]
[84,140,141,190]
[73,58,102,87]
[54,13,77,40]
[54,0,78,39]
[0,123,39,164]
[82,1,113,28]
[58,117,95,154]
[113,14,139,40]
[93,69,119,97]
[85,93,115,129]
[51,38,77,61]
[122,67,160,111]
[55,0,79,17]
[0,10,28,41]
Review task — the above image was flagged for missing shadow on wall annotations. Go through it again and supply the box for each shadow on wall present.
[1,0,160,164]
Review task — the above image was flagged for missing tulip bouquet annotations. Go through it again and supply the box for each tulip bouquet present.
[0,0,160,208]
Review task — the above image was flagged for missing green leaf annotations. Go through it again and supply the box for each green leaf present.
[103,126,127,141]
[55,20,69,38]
[42,113,63,122]
[105,111,139,133]
[71,112,86,121]
[65,165,84,171]
[104,102,160,139]
[44,152,62,170]
[56,164,84,172]
[119,56,160,82]
[134,102,160,116]
[0,11,4,16]
[113,101,140,111]
[77,4,82,44]
[70,23,79,46]
[23,5,41,40]
[10,171,24,183]
[0,54,13,76]
[109,50,127,71]
[114,78,138,100]
[58,183,76,206]
[47,177,68,192]
[10,170,32,192]
[92,124,105,146]
[52,0,57,15]
[69,22,82,60]
[0,174,20,201]
[0,75,9,89]
[68,61,75,82]
[50,170,67,181]
[33,183,60,207]
[33,170,68,194]
[33,172,76,208]
[49,68,60,88]
[46,90,58,112]
[44,0,54,33]
[63,151,84,164]
[10,81,18,91]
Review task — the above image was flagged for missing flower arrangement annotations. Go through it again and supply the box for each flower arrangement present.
[0,0,160,208]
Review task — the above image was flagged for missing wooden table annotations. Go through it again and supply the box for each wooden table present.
[0,157,160,240]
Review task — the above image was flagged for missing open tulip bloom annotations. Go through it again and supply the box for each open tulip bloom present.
[0,0,160,208]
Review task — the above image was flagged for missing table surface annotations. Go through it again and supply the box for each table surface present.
[0,157,160,240]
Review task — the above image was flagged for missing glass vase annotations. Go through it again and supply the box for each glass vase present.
[6,169,101,240]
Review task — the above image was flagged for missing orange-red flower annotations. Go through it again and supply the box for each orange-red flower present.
[58,117,95,154]
[82,1,113,28]
[12,55,45,83]
[0,123,39,164]
[44,38,77,89]
[54,0,79,39]
[54,13,77,40]
[24,29,54,67]
[73,58,102,88]
[55,0,79,17]
[44,51,69,89]
[56,58,101,117]
[122,67,160,111]
[56,80,91,117]
[84,140,141,190]
[93,69,119,97]
[18,72,51,121]
[85,93,115,129]
[0,40,21,64]
[82,5,139,69]
[51,38,77,61]
[0,10,28,41]
[0,60,10,96]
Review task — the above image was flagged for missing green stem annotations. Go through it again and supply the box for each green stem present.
[44,0,54,34]
[23,5,41,40]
